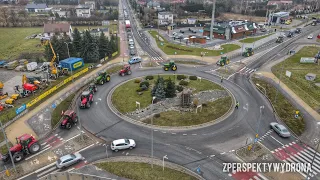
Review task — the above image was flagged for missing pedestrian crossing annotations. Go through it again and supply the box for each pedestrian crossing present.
[238,66,257,75]
[229,171,268,180]
[151,56,165,62]
[271,141,320,179]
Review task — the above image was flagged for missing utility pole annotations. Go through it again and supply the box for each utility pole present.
[1,117,16,172]
[209,0,216,41]
[151,96,156,168]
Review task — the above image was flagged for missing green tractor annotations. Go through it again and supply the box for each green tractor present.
[242,47,254,57]
[216,56,230,66]
[95,71,111,85]
[163,60,177,71]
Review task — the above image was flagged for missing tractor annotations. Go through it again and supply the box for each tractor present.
[216,56,230,66]
[79,91,94,109]
[119,65,132,76]
[94,72,111,85]
[2,134,41,163]
[60,110,78,129]
[163,61,177,71]
[276,36,284,43]
[242,48,254,57]
[88,83,98,94]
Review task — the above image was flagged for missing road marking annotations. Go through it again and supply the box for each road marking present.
[37,166,57,177]
[183,134,187,136]
[162,131,167,134]
[270,135,284,146]
[229,150,235,153]
[75,144,95,154]
[35,162,56,173]
[220,152,226,155]
[41,142,47,146]
[67,168,75,172]
[192,134,197,135]
[63,134,81,142]
[171,133,176,134]
[25,146,52,160]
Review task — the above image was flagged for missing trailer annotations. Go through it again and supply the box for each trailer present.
[26,62,38,71]
[125,20,131,28]
[59,57,84,71]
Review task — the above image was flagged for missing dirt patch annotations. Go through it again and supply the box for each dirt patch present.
[264,172,304,180]
[219,13,266,22]
[236,143,276,163]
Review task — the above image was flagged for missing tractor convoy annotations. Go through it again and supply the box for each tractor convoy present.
[95,72,111,85]
[163,61,177,71]
[242,47,254,57]
[60,110,78,129]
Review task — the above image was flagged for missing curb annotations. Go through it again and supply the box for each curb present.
[106,74,235,131]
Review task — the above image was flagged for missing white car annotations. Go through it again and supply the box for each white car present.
[56,153,83,169]
[129,45,134,49]
[111,139,136,152]
[204,36,210,40]
[308,34,313,39]
[270,122,291,138]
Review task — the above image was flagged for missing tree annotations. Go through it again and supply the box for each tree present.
[165,78,176,98]
[81,31,99,63]
[151,76,162,96]
[98,32,109,59]
[155,77,166,99]
[9,10,18,27]
[72,28,82,56]
[0,8,9,27]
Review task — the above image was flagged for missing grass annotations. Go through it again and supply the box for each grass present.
[252,77,305,135]
[148,31,240,56]
[143,97,232,126]
[112,75,224,113]
[106,65,123,74]
[239,34,274,43]
[96,162,197,180]
[51,93,75,127]
[174,60,206,65]
[0,142,13,154]
[271,46,320,113]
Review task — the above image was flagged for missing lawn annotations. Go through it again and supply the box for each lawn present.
[0,141,13,154]
[239,34,274,43]
[174,60,207,65]
[148,31,240,56]
[252,77,305,135]
[112,75,224,113]
[96,162,197,180]
[51,93,75,127]
[143,97,232,126]
[271,46,320,113]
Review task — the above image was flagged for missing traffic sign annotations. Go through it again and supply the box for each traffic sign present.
[254,138,258,143]
[255,134,259,138]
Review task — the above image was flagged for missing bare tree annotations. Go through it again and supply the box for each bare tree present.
[0,8,9,27]
[9,10,18,27]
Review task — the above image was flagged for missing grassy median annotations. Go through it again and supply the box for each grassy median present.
[252,77,305,135]
[239,33,274,43]
[96,162,197,180]
[51,93,75,127]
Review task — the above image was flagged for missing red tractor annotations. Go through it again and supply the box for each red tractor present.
[2,134,41,163]
[80,91,93,109]
[23,83,38,94]
[60,110,78,129]
[119,65,132,76]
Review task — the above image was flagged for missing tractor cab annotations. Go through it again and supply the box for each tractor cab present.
[89,83,98,93]
[119,65,132,76]
[60,110,78,129]
[80,91,94,109]
[217,56,230,66]
[163,60,177,71]
[276,36,284,43]
[242,48,254,57]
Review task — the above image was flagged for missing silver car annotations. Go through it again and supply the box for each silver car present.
[56,153,83,168]
[111,139,136,152]
[270,122,291,137]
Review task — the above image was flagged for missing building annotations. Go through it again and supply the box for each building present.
[267,0,293,9]
[76,7,91,18]
[187,18,197,24]
[89,28,109,37]
[43,23,73,37]
[268,11,290,24]
[25,3,50,13]
[158,12,173,25]
[85,1,95,10]
[147,2,160,9]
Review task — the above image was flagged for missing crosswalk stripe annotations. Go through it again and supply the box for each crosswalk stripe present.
[292,154,319,175]
[37,166,57,177]
[245,68,250,72]
[239,67,246,72]
[249,69,255,73]
[253,175,261,180]
[258,173,268,180]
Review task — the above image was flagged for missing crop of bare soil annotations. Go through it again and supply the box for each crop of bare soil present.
[219,13,266,22]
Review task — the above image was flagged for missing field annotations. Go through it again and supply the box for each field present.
[149,31,240,56]
[271,46,320,113]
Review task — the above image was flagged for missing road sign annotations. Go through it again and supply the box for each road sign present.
[254,138,258,143]
[248,145,252,151]
[296,111,299,115]
[52,103,56,109]
[197,166,201,174]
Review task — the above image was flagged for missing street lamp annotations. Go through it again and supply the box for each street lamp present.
[306,122,320,179]
[64,42,71,58]
[162,155,168,171]
[256,84,267,95]
[253,105,264,151]
[151,96,156,168]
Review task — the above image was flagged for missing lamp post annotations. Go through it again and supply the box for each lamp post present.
[64,42,71,58]
[252,105,264,151]
[105,145,109,158]
[162,155,168,171]
[256,83,267,95]
[151,96,156,168]
[306,122,320,180]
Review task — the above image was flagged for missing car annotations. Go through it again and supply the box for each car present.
[308,34,313,39]
[287,32,294,38]
[270,122,291,137]
[204,36,210,40]
[260,28,267,32]
[295,28,302,34]
[129,45,134,49]
[179,29,184,33]
[128,57,142,64]
[111,139,136,152]
[129,41,134,45]
[56,153,83,168]
[130,49,136,56]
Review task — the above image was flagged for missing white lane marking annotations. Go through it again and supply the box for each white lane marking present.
[41,142,47,146]
[37,166,57,177]
[25,146,52,160]
[63,134,81,142]
[67,168,75,172]
[183,134,187,136]
[75,144,95,154]
[35,162,56,173]
[220,152,226,155]
[270,135,284,146]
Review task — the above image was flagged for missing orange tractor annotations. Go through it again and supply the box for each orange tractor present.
[2,134,41,163]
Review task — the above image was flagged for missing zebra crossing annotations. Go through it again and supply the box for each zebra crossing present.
[238,66,257,75]
[151,56,165,62]
[271,141,320,179]
[229,171,268,180]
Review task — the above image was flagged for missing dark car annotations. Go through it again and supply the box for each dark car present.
[287,31,294,38]
[188,28,196,33]
[295,28,302,34]
[180,30,184,33]
[130,49,136,56]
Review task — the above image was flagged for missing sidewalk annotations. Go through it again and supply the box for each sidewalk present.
[5,57,123,144]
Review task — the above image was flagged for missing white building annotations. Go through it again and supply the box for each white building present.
[76,7,91,18]
[43,23,73,38]
[25,3,51,13]
[85,1,95,10]
[158,12,173,25]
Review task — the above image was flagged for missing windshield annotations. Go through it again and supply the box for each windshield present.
[282,129,288,132]
[125,139,130,144]
[71,154,76,159]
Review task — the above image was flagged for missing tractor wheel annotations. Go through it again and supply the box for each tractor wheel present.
[221,62,225,66]
[29,142,41,154]
[74,116,78,124]
[164,67,169,71]
[121,73,125,76]
[100,80,104,85]
[106,75,111,82]
[172,65,177,71]
[13,152,24,163]
[66,123,72,129]
[127,70,132,75]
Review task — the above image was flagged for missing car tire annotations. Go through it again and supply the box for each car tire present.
[114,149,119,152]
[129,146,133,149]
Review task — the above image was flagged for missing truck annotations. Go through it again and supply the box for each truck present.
[26,62,38,71]
[4,60,18,70]
[125,20,131,28]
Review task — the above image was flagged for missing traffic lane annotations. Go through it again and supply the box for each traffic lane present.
[260,130,297,151]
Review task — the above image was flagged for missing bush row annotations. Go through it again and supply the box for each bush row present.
[166,45,193,52]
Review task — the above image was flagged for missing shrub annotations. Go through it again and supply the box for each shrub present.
[202,103,207,107]
[134,79,141,83]
[154,113,161,118]
[136,88,143,92]
[176,85,183,92]
[189,76,197,80]
[166,45,193,52]
[140,81,150,88]
[145,75,154,80]
[179,80,189,86]
[177,75,186,80]
[141,84,148,91]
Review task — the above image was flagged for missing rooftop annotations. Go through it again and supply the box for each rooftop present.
[26,3,47,9]
[60,57,82,64]
[43,23,71,33]
[158,11,173,15]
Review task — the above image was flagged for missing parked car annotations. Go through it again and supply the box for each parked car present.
[129,45,135,49]
[56,153,83,168]
[270,122,291,137]
[111,139,136,152]
[179,29,184,33]
[130,49,136,56]
[308,34,313,39]
[287,31,294,38]
[128,57,142,64]
[189,28,197,33]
